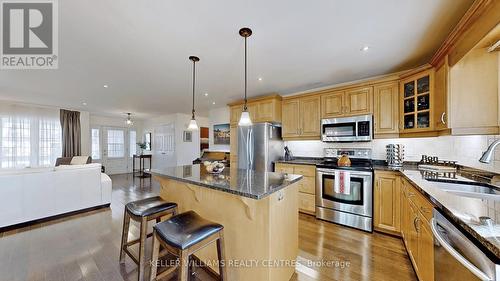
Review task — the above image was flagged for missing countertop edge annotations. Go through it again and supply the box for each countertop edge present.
[152,171,304,200]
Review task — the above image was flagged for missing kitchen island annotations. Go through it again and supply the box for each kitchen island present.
[152,165,303,281]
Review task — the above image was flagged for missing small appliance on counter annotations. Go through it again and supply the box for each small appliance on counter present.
[316,148,373,232]
[386,144,404,167]
[284,146,294,161]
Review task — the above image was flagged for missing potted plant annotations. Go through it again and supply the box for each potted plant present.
[137,142,147,156]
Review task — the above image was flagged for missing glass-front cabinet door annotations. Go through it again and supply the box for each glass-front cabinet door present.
[400,69,434,133]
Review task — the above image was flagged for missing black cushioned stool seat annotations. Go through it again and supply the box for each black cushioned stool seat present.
[119,196,177,281]
[149,211,227,281]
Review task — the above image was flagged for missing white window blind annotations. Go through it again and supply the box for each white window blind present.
[0,117,31,168]
[91,128,100,160]
[107,129,124,158]
[129,130,136,157]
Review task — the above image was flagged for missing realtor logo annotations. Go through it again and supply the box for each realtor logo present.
[1,0,58,69]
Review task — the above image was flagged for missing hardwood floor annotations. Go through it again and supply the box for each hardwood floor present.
[0,174,417,281]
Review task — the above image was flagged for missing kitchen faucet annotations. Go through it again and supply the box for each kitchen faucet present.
[479,139,500,163]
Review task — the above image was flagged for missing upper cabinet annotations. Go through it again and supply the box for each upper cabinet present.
[282,95,320,140]
[321,86,373,118]
[373,81,399,137]
[399,69,435,136]
[434,58,449,132]
[228,95,282,126]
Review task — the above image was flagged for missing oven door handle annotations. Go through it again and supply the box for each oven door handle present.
[430,218,493,281]
[317,168,372,177]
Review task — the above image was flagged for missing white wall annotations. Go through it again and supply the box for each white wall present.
[208,107,230,152]
[285,135,500,173]
[142,113,209,169]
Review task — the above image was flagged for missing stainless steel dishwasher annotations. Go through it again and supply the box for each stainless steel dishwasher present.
[431,210,499,281]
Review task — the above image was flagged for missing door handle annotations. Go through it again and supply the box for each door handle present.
[430,218,493,281]
[413,216,420,232]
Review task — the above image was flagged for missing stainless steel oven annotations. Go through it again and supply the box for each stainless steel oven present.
[316,148,373,232]
[321,114,372,142]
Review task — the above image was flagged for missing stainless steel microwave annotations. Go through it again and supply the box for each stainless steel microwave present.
[321,115,372,142]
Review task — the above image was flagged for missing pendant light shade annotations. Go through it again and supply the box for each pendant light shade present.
[187,56,200,131]
[238,27,253,127]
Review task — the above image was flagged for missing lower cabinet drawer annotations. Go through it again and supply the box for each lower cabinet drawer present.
[298,176,315,194]
[298,192,316,214]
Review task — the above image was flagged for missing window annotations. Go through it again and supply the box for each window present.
[0,115,61,168]
[1,117,31,168]
[129,130,136,157]
[107,129,124,158]
[91,128,100,160]
[38,119,62,166]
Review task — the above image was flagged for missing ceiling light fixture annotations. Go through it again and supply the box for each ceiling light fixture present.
[103,84,109,88]
[82,102,87,106]
[361,46,370,52]
[258,77,263,81]
[238,27,253,127]
[125,113,133,126]
[187,56,200,131]
[212,101,216,105]
[204,92,209,96]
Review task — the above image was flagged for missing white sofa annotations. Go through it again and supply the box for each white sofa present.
[0,163,112,228]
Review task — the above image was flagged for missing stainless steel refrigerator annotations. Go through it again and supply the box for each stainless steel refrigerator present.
[238,123,283,172]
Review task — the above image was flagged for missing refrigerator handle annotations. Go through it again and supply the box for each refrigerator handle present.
[249,128,254,168]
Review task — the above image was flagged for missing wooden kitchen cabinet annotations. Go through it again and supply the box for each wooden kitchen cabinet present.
[345,86,373,115]
[282,96,320,140]
[321,86,373,118]
[275,163,316,215]
[321,91,345,117]
[400,177,435,281]
[400,69,435,136]
[229,95,282,126]
[434,57,449,132]
[374,171,401,236]
[373,81,399,138]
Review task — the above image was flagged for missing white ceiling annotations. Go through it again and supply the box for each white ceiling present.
[0,0,473,119]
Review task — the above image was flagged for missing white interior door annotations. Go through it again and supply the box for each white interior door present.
[102,127,128,175]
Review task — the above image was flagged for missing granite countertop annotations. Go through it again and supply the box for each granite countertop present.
[274,157,324,166]
[398,168,500,262]
[151,165,303,200]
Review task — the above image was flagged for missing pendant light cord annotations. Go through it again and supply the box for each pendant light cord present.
[192,59,196,119]
[244,36,248,111]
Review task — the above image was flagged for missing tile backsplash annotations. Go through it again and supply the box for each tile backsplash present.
[285,135,500,173]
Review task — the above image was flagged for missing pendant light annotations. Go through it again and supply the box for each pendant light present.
[187,55,200,131]
[125,113,133,126]
[238,27,253,126]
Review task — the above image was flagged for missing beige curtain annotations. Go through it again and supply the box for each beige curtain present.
[60,109,81,157]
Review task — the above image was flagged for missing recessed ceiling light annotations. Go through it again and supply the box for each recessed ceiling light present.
[82,102,87,106]
[212,101,216,105]
[204,92,208,96]
[103,84,109,88]
[258,77,263,81]
[361,46,370,52]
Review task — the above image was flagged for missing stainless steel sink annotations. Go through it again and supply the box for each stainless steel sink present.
[429,180,500,200]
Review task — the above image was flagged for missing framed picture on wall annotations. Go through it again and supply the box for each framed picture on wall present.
[183,131,192,142]
[145,132,152,151]
[213,123,230,145]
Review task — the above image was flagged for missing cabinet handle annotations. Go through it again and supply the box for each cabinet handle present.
[441,112,446,125]
[408,192,416,198]
[421,207,431,214]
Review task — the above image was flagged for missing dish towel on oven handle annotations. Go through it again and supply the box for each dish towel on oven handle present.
[334,170,351,195]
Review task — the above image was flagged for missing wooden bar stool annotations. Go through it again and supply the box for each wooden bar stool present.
[150,211,227,281]
[120,196,178,281]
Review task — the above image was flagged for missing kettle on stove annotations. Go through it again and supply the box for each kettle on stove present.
[337,153,351,167]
